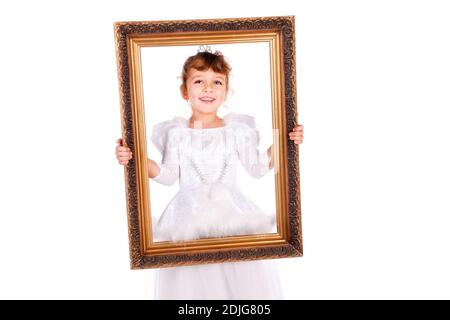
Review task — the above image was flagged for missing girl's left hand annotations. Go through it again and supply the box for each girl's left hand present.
[289,125,304,144]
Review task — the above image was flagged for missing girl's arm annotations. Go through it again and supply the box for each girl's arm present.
[267,145,274,170]
[266,125,304,170]
[116,139,158,174]
[116,139,177,185]
[149,132,180,185]
[150,161,179,185]
[147,158,161,178]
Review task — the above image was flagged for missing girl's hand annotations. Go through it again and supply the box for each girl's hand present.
[115,138,133,165]
[289,125,304,144]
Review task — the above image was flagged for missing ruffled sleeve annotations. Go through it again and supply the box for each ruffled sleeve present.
[223,113,271,178]
[150,117,184,186]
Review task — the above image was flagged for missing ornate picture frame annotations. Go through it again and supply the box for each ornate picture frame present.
[114,16,301,269]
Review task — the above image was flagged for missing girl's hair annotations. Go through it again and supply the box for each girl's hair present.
[180,51,232,92]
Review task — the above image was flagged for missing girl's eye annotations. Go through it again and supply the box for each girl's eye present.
[215,80,223,85]
[194,80,203,84]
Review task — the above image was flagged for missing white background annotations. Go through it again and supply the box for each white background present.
[141,43,277,231]
[0,0,449,299]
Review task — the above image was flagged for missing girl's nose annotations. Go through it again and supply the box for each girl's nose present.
[202,82,213,92]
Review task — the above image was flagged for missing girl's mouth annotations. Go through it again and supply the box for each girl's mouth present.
[199,97,215,103]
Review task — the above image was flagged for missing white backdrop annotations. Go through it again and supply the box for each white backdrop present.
[141,43,277,235]
[1,0,449,299]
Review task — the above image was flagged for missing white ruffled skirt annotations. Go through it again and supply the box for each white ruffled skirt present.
[153,182,275,242]
[154,259,283,300]
[152,182,282,300]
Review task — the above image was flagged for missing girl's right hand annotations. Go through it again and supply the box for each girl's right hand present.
[115,138,133,166]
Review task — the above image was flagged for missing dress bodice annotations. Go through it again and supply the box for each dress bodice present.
[150,113,271,189]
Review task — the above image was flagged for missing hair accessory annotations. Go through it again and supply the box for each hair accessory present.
[197,45,223,57]
[198,45,212,53]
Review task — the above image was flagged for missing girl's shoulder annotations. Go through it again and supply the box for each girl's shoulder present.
[223,113,264,146]
[223,112,257,130]
[153,116,187,131]
[151,116,187,153]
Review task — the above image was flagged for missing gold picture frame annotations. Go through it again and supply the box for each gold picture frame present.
[114,16,302,269]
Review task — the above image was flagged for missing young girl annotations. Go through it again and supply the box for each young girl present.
[115,48,304,299]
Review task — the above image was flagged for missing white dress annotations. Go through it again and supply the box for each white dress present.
[150,112,283,300]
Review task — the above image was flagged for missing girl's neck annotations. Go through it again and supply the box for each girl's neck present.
[188,113,223,129]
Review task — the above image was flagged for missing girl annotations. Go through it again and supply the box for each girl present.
[115,49,304,299]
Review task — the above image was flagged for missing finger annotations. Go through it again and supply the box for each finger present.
[289,132,303,138]
[116,149,130,155]
[295,125,304,131]
[290,134,303,140]
[117,146,131,152]
[118,151,132,156]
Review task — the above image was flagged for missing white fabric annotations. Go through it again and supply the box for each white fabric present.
[150,112,282,299]
[154,260,283,300]
[150,112,270,187]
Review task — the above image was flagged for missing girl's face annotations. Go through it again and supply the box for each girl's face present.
[182,68,227,115]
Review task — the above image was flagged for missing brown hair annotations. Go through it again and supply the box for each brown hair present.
[180,51,232,95]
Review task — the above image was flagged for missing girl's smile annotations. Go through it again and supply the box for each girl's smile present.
[198,96,216,104]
